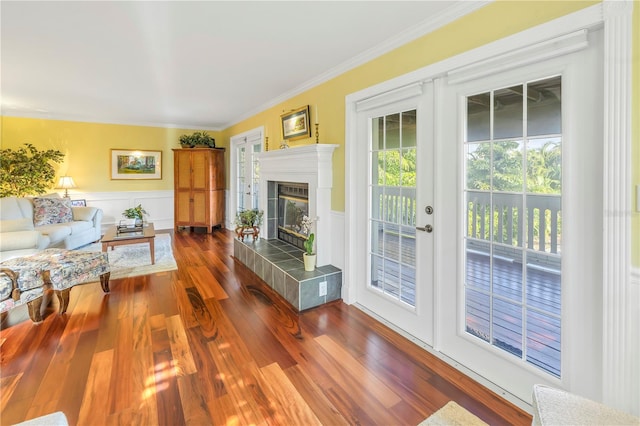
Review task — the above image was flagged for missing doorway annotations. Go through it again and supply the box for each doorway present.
[230,128,263,217]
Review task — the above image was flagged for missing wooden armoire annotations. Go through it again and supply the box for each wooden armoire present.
[173,148,225,232]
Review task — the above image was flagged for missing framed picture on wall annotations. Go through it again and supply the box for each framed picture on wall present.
[70,199,86,207]
[111,149,162,180]
[281,105,311,141]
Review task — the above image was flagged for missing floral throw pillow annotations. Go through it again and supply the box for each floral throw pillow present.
[33,197,73,226]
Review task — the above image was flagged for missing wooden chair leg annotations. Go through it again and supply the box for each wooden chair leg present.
[100,272,111,293]
[26,297,44,324]
[55,288,72,314]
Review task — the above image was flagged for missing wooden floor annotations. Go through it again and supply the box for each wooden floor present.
[1,229,532,425]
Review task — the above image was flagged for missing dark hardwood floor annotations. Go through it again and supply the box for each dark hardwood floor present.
[1,229,532,425]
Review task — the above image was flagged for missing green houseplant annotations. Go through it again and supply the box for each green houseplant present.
[301,216,316,271]
[234,209,263,241]
[179,131,216,148]
[0,143,65,197]
[122,204,147,221]
[122,204,148,226]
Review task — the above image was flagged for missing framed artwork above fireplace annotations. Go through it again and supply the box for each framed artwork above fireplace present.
[281,105,311,141]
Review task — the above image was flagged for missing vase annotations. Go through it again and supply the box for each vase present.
[303,253,316,271]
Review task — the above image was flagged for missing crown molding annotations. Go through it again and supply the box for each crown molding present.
[0,110,222,131]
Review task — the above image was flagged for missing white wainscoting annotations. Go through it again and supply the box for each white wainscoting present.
[72,190,175,232]
[329,210,345,271]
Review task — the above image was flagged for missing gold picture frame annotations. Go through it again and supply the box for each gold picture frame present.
[281,105,311,141]
[111,149,162,180]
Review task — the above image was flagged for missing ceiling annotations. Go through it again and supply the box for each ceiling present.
[1,1,481,130]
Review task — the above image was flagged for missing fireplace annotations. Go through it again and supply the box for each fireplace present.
[257,144,338,267]
[277,182,309,250]
[233,144,342,311]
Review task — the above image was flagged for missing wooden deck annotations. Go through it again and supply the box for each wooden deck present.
[466,253,561,377]
[372,230,561,377]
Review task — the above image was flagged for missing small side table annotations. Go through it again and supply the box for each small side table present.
[101,223,156,264]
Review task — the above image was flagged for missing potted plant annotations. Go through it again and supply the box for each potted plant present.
[122,204,147,227]
[234,208,263,241]
[179,131,216,148]
[301,215,316,271]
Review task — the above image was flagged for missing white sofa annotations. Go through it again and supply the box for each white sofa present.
[0,195,103,261]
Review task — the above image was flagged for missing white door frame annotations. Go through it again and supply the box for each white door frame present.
[345,1,634,413]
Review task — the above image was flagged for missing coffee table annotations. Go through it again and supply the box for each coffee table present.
[101,223,156,265]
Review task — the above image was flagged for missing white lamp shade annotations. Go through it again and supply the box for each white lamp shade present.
[57,176,76,189]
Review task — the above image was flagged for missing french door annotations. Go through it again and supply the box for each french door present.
[232,130,262,215]
[356,90,435,345]
[351,29,604,405]
[437,30,603,403]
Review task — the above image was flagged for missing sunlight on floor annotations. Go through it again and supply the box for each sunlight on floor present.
[142,360,180,400]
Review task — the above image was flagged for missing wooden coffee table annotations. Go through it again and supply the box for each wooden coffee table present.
[101,223,156,264]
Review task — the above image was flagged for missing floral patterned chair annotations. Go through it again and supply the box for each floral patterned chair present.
[0,249,110,324]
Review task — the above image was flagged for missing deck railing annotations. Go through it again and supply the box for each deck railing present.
[374,187,416,228]
[374,188,561,255]
[466,190,561,255]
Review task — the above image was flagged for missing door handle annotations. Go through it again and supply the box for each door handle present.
[416,224,433,233]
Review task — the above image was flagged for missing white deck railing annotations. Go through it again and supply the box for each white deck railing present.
[374,188,561,255]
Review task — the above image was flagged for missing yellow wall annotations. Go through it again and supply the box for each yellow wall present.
[1,1,637,265]
[0,117,222,192]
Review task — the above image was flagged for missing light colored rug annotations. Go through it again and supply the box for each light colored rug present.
[79,233,177,279]
[418,401,488,426]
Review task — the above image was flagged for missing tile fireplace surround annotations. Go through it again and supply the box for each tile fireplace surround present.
[234,238,342,311]
[234,144,342,311]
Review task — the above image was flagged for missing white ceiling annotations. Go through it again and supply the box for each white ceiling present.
[1,1,483,130]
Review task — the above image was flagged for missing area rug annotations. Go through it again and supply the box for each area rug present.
[79,233,177,279]
[418,401,488,426]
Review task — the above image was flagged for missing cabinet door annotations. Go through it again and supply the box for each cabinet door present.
[192,151,209,191]
[175,151,192,190]
[175,190,192,224]
[192,191,208,225]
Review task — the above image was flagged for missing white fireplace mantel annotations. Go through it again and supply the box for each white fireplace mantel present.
[256,144,338,267]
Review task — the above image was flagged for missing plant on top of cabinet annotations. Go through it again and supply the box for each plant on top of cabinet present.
[179,131,216,148]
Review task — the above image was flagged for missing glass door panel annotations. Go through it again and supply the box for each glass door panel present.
[235,138,262,214]
[370,110,417,307]
[463,75,562,377]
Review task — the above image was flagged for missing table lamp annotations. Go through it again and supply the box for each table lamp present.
[57,176,76,198]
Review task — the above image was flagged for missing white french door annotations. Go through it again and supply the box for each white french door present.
[355,89,435,345]
[231,129,263,215]
[436,29,604,403]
